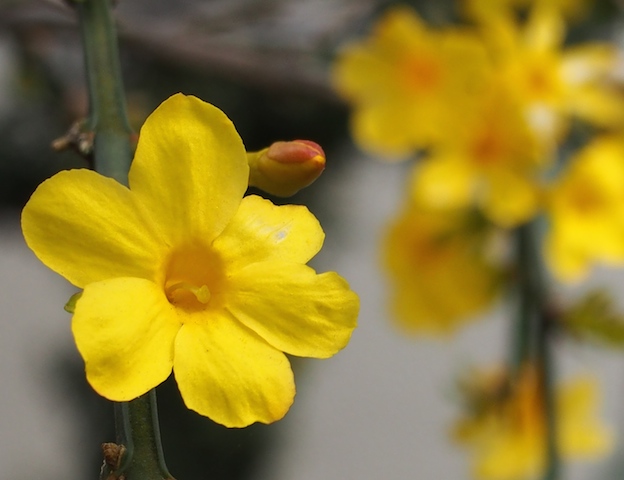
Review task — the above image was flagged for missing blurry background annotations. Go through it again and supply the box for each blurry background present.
[2,0,624,479]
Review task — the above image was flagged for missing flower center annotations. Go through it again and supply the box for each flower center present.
[471,127,505,167]
[163,243,224,313]
[569,182,604,215]
[165,282,211,305]
[401,55,442,94]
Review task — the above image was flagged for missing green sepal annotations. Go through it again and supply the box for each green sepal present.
[64,291,83,314]
[561,290,624,348]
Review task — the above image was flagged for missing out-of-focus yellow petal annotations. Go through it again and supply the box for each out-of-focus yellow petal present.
[454,367,613,480]
[566,87,624,128]
[562,44,623,127]
[562,44,617,85]
[544,231,589,281]
[482,170,541,227]
[222,262,358,358]
[558,377,614,457]
[173,316,295,428]
[545,136,624,281]
[412,157,474,210]
[72,278,180,401]
[350,103,418,159]
[129,94,248,244]
[475,434,542,480]
[332,46,396,103]
[212,195,324,269]
[21,169,166,288]
[524,4,565,52]
[383,204,501,335]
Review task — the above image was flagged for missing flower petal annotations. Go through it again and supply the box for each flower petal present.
[351,103,417,159]
[72,278,180,401]
[481,170,540,227]
[221,262,359,358]
[22,169,165,287]
[212,195,324,269]
[129,94,249,243]
[173,316,295,427]
[411,156,474,210]
[525,5,564,52]
[557,377,614,457]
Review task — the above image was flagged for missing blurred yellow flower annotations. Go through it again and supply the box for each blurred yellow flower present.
[480,4,623,145]
[383,203,502,335]
[332,5,490,158]
[22,94,359,427]
[463,0,594,23]
[545,136,624,282]
[411,83,546,227]
[454,366,613,480]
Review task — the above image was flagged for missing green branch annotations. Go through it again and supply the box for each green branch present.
[513,222,559,480]
[76,0,132,184]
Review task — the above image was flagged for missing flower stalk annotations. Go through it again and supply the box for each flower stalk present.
[76,0,132,184]
[73,0,172,478]
[514,222,559,480]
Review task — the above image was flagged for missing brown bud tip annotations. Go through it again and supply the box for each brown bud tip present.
[266,140,326,166]
[249,140,326,197]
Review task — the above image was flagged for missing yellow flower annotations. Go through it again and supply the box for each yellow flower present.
[480,4,624,145]
[383,203,502,335]
[411,83,546,227]
[454,366,613,480]
[21,94,359,427]
[545,136,624,282]
[332,6,490,158]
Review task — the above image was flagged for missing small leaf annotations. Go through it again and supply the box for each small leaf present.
[64,291,83,314]
[561,290,624,348]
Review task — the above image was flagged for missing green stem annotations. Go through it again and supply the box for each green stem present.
[513,223,559,480]
[112,393,174,480]
[539,318,559,480]
[76,0,132,184]
[74,0,172,478]
[511,223,538,374]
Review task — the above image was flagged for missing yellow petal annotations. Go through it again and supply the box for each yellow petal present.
[475,433,543,480]
[524,5,565,52]
[481,170,540,227]
[332,45,396,102]
[562,45,616,85]
[567,87,624,128]
[350,103,417,159]
[173,316,295,427]
[129,93,249,243]
[411,156,474,210]
[72,278,180,401]
[544,230,589,282]
[221,262,359,358]
[22,169,165,288]
[557,377,614,457]
[212,195,324,269]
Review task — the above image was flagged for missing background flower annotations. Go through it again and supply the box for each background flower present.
[332,6,490,158]
[545,136,624,282]
[383,202,503,335]
[453,366,613,480]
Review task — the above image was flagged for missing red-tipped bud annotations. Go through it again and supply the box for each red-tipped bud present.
[247,140,326,197]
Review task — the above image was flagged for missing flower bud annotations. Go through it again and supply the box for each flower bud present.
[247,140,326,197]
